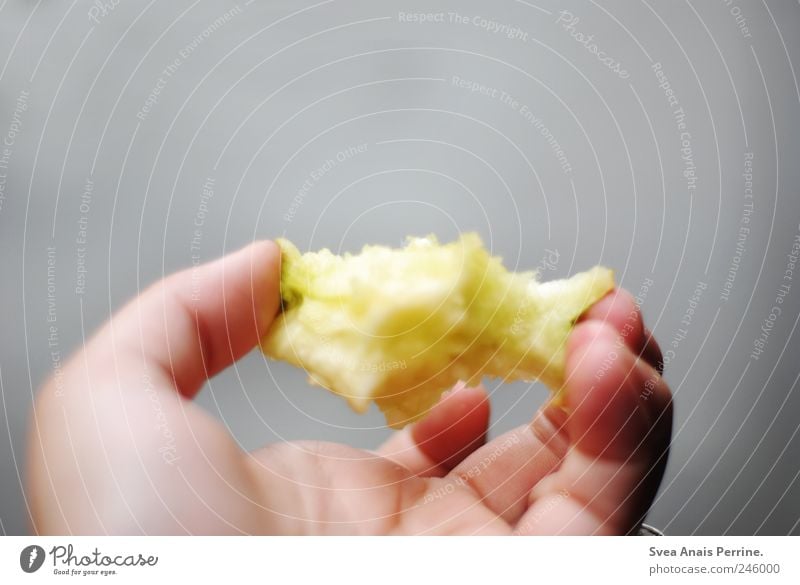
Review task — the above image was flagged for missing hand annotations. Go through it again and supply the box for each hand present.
[28,242,672,535]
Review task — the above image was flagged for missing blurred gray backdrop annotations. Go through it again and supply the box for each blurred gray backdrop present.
[1,0,799,535]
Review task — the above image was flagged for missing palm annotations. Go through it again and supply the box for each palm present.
[252,442,515,535]
[248,423,554,536]
[28,242,671,535]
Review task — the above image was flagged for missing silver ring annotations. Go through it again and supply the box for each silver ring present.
[636,523,664,536]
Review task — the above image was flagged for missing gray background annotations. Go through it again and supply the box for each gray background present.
[1,0,799,535]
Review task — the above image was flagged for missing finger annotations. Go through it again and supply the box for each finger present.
[81,241,282,397]
[439,404,569,524]
[514,321,672,535]
[435,290,663,524]
[378,382,490,477]
[641,326,664,376]
[579,288,663,373]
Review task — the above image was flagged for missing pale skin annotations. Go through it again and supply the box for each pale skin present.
[27,241,672,535]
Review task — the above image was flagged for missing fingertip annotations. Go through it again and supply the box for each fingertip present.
[565,320,622,413]
[577,288,668,376]
[579,289,643,344]
[239,240,282,337]
[422,382,490,437]
[567,319,620,360]
[241,239,281,279]
[252,239,282,267]
[578,288,630,321]
[411,383,490,471]
[378,383,489,477]
[184,240,282,377]
[565,321,650,460]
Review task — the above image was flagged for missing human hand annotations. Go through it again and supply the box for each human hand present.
[28,242,671,535]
